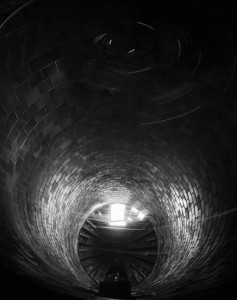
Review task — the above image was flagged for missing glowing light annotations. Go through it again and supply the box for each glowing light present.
[109,221,126,227]
[131,207,138,213]
[110,203,125,222]
[138,211,145,220]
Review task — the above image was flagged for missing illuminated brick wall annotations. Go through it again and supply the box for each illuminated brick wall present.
[0,1,237,299]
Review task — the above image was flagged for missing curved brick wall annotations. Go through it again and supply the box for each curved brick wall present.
[0,1,237,299]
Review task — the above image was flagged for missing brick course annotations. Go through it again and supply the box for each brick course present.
[0,1,237,300]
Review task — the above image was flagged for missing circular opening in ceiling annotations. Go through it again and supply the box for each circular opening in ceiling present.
[77,203,158,287]
[93,20,156,62]
[105,33,138,55]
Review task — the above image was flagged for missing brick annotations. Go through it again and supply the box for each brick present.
[28,71,44,88]
[15,82,31,102]
[6,126,19,147]
[55,58,65,72]
[23,103,38,120]
[24,118,37,134]
[7,159,15,175]
[19,143,30,160]
[51,124,62,136]
[34,108,48,123]
[0,158,8,173]
[51,72,65,87]
[15,120,28,135]
[36,94,50,110]
[34,119,47,135]
[0,3,234,293]
[37,78,53,95]
[41,62,58,78]
[25,88,41,106]
[25,81,53,107]
[8,93,19,107]
[49,85,66,105]
[0,106,7,122]
[5,110,18,132]
[17,130,28,148]
[29,50,61,73]
[14,100,28,114]
[10,143,20,163]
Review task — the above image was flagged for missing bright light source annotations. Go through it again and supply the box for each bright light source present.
[138,211,145,220]
[131,207,138,213]
[109,221,126,227]
[110,203,125,222]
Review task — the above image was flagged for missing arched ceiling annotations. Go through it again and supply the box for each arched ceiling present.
[0,1,237,299]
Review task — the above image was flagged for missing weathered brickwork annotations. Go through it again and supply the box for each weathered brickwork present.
[0,1,237,300]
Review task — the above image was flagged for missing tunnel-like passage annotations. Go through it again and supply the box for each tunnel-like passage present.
[78,204,158,286]
[0,1,237,299]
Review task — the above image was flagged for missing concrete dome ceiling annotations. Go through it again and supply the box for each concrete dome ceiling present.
[0,0,237,299]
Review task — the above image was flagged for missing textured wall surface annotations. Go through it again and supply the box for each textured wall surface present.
[0,1,237,299]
